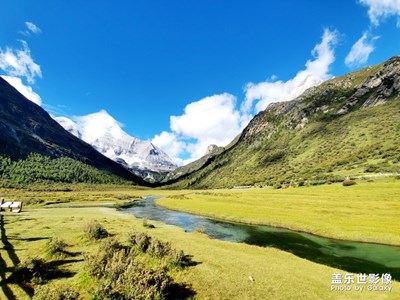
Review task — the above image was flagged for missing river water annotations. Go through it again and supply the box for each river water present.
[123,196,400,279]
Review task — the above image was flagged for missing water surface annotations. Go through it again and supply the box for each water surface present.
[123,196,400,279]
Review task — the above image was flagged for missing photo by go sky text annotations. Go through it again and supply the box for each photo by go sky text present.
[331,273,393,292]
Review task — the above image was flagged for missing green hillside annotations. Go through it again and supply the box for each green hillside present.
[167,56,400,189]
[0,77,148,186]
[0,153,130,187]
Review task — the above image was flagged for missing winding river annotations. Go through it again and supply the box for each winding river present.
[123,196,400,279]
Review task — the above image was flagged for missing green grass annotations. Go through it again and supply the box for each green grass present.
[158,178,400,246]
[0,184,399,299]
[0,184,150,207]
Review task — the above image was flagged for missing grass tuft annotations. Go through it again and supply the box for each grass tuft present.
[342,179,357,186]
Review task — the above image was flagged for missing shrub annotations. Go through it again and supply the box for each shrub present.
[127,231,192,268]
[33,282,80,300]
[84,220,109,240]
[46,238,67,257]
[85,239,125,279]
[98,237,125,254]
[365,164,378,173]
[342,179,357,186]
[297,179,305,186]
[328,175,345,182]
[170,249,187,267]
[120,262,171,300]
[12,257,48,285]
[148,239,172,257]
[142,218,155,229]
[128,232,151,253]
[85,240,175,299]
[273,183,282,189]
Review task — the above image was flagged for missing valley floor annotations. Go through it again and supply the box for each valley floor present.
[158,177,400,246]
[0,182,399,299]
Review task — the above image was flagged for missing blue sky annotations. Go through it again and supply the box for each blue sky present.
[1,0,400,164]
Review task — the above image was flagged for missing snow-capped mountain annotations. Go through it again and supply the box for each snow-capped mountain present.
[54,110,177,180]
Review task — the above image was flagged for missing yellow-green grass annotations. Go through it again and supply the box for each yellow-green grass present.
[1,203,399,299]
[158,178,400,246]
[0,184,189,207]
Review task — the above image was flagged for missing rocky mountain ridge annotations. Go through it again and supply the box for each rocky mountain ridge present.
[241,56,400,141]
[164,56,400,188]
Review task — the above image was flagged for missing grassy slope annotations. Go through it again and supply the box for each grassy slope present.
[1,196,399,300]
[158,178,400,246]
[168,78,400,190]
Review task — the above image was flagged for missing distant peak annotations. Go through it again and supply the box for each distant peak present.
[83,109,123,127]
[55,110,177,177]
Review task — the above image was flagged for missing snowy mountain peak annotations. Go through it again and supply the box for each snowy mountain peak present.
[55,116,82,138]
[73,110,132,143]
[54,111,177,180]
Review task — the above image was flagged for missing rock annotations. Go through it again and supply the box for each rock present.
[206,144,218,155]
[295,117,309,130]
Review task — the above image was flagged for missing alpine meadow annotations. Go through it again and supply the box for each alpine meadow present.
[0,1,400,299]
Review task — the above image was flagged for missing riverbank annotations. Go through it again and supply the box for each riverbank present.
[123,196,400,280]
[1,203,399,299]
[156,178,400,246]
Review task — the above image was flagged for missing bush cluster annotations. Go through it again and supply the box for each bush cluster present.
[127,232,187,267]
[85,235,190,300]
[128,232,151,252]
[33,282,80,300]
[12,257,48,285]
[83,220,109,240]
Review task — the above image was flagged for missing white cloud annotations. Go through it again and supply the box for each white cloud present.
[151,131,186,166]
[0,40,42,84]
[171,93,249,161]
[152,30,339,165]
[25,22,42,35]
[345,32,378,67]
[359,0,400,26]
[171,93,244,140]
[1,75,42,105]
[42,103,68,116]
[153,93,251,165]
[242,29,338,114]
